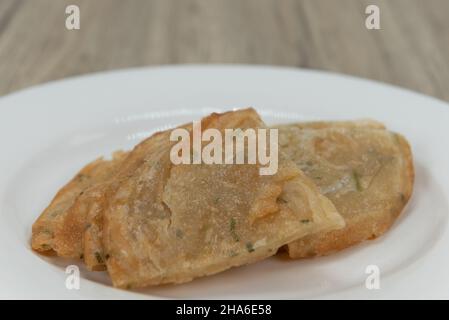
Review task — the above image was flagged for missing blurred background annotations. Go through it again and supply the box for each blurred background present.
[0,0,448,100]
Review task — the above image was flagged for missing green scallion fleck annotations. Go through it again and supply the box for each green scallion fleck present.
[230,218,239,242]
[175,229,184,239]
[41,244,51,250]
[94,252,104,264]
[352,170,363,191]
[246,242,255,253]
[229,251,238,257]
[278,197,288,204]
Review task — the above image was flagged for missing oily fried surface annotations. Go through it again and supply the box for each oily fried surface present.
[101,109,343,288]
[31,152,127,253]
[278,123,414,258]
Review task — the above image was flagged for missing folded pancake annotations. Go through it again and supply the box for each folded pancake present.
[277,122,414,258]
[31,152,127,253]
[101,108,344,288]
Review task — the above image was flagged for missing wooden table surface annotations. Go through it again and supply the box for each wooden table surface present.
[0,0,448,101]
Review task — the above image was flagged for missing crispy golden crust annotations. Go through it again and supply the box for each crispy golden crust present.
[277,123,414,258]
[50,152,127,259]
[31,156,125,253]
[396,133,415,206]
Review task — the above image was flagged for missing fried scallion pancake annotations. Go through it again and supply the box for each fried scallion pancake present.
[31,152,127,253]
[277,123,414,258]
[31,109,344,285]
[101,108,344,288]
[36,112,415,287]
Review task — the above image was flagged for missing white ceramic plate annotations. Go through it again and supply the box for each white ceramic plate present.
[1,65,448,299]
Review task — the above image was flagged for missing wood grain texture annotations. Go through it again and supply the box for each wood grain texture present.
[0,0,448,101]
